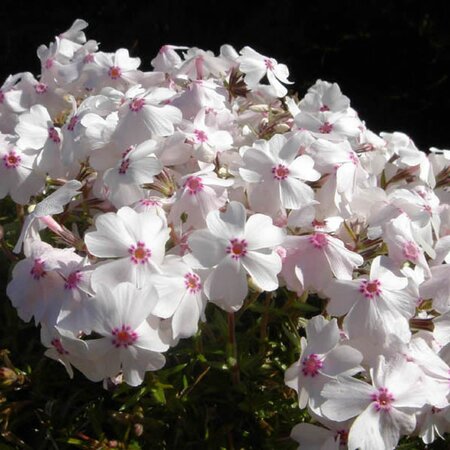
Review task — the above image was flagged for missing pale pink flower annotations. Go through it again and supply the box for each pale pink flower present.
[239,133,319,216]
[0,133,46,204]
[41,325,99,380]
[321,356,429,450]
[294,110,362,141]
[102,140,163,208]
[114,86,182,147]
[237,46,293,97]
[182,108,233,162]
[168,164,233,229]
[285,316,362,410]
[83,282,169,386]
[383,214,431,277]
[13,180,82,253]
[151,45,188,73]
[85,206,170,288]
[188,201,285,311]
[150,255,207,340]
[324,256,416,343]
[6,242,77,326]
[299,79,350,114]
[281,232,363,294]
[15,104,65,176]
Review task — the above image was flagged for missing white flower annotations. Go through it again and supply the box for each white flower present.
[150,255,207,340]
[237,46,293,97]
[321,355,428,450]
[239,133,319,216]
[285,316,362,410]
[83,282,169,386]
[324,256,416,343]
[188,201,285,311]
[85,206,170,288]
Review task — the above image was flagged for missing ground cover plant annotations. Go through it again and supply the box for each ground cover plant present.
[1,19,450,449]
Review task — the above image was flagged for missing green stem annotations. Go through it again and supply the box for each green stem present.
[227,312,240,385]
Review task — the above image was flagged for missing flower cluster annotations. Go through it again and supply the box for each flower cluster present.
[2,19,450,448]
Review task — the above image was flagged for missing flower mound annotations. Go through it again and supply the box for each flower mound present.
[2,18,450,449]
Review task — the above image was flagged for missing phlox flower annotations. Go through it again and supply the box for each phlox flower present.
[171,80,227,120]
[237,46,293,97]
[0,132,46,204]
[299,79,350,114]
[61,94,115,166]
[150,255,207,340]
[85,206,170,288]
[239,133,320,216]
[102,139,163,208]
[7,241,78,326]
[168,164,233,229]
[15,104,65,176]
[285,316,363,410]
[177,47,231,80]
[41,325,98,380]
[151,45,188,73]
[90,48,142,88]
[324,256,416,343]
[83,282,169,386]
[281,232,363,294]
[321,355,429,450]
[13,179,82,253]
[114,85,182,147]
[290,409,353,450]
[383,213,431,277]
[188,201,285,311]
[294,109,362,141]
[182,108,233,162]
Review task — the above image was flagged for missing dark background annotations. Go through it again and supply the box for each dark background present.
[0,0,450,150]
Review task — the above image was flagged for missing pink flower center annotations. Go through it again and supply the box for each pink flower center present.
[34,82,48,94]
[30,258,46,280]
[359,279,382,299]
[112,325,138,348]
[64,270,82,290]
[48,127,61,143]
[184,176,204,195]
[371,387,394,412]
[118,158,130,174]
[0,90,4,103]
[309,232,328,249]
[226,238,248,260]
[184,272,202,294]
[320,105,330,112]
[194,129,208,143]
[51,338,69,355]
[319,121,333,134]
[67,115,79,131]
[108,66,122,79]
[128,241,151,264]
[129,97,145,112]
[3,150,21,169]
[264,58,274,70]
[301,353,323,377]
[403,241,419,261]
[272,164,290,180]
